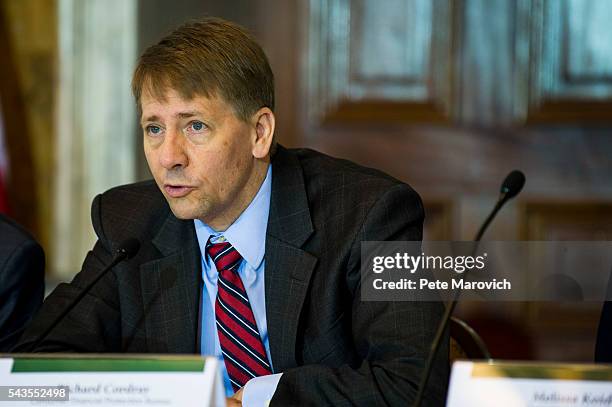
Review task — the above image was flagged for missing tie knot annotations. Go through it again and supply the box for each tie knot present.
[205,237,243,272]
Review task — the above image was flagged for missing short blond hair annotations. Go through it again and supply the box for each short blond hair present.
[132,17,274,122]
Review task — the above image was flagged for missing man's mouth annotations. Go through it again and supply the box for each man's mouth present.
[164,184,195,198]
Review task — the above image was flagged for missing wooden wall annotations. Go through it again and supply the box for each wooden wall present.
[254,0,612,362]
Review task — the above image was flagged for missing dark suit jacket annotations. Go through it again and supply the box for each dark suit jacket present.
[16,146,448,406]
[595,268,612,362]
[0,214,45,351]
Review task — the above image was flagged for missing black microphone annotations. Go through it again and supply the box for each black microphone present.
[412,170,525,406]
[27,238,140,352]
[475,170,526,242]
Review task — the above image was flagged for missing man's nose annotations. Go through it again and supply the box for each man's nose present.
[159,130,188,170]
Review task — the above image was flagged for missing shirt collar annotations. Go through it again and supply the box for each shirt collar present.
[194,164,272,269]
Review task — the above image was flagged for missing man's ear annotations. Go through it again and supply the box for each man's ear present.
[251,107,275,159]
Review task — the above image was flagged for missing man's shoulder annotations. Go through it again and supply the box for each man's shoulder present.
[92,180,170,243]
[289,147,415,199]
[0,214,39,252]
[279,147,422,228]
[98,179,163,202]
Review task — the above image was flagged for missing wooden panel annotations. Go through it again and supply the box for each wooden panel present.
[306,0,453,124]
[459,0,521,126]
[520,202,612,361]
[349,0,433,96]
[256,0,612,364]
[565,0,612,81]
[522,202,612,241]
[524,0,612,122]
[423,200,454,240]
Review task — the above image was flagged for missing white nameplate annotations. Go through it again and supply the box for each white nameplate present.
[447,361,612,406]
[0,354,224,406]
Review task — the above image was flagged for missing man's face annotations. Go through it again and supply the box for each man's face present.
[140,89,263,230]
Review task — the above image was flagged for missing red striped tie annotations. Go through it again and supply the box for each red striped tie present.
[206,237,272,391]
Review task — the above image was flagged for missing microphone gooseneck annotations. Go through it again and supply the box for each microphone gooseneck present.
[27,238,140,352]
[412,171,525,407]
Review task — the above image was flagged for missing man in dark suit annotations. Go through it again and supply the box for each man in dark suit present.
[16,18,448,406]
[0,214,44,351]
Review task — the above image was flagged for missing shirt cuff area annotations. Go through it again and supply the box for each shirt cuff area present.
[242,373,283,407]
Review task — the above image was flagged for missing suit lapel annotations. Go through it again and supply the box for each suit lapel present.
[140,213,201,353]
[136,146,316,362]
[266,146,317,371]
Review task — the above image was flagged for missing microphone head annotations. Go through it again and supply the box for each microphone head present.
[115,238,141,260]
[500,170,525,200]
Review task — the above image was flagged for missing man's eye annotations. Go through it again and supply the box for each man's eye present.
[146,125,162,135]
[188,121,206,132]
